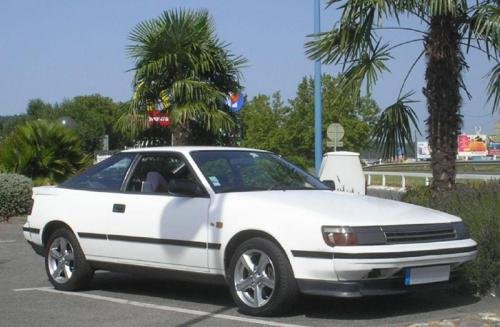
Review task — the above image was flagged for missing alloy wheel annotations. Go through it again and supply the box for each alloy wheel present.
[47,237,75,283]
[233,249,276,308]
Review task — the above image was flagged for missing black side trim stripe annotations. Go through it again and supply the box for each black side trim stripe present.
[78,233,108,240]
[291,250,334,259]
[333,246,478,259]
[78,232,220,250]
[22,227,40,234]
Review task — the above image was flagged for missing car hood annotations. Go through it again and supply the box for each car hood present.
[216,190,460,226]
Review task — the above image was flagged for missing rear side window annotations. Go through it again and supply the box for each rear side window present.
[126,154,198,193]
[60,153,136,191]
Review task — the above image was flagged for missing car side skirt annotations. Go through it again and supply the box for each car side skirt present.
[87,260,227,286]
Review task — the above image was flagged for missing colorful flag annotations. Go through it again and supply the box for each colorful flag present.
[227,92,245,112]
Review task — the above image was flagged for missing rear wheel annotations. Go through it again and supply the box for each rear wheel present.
[228,237,298,316]
[45,228,93,291]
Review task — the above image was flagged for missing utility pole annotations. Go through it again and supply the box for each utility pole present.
[314,0,322,175]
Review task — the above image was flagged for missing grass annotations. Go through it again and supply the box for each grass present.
[368,175,427,187]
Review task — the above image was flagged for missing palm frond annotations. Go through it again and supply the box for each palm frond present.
[371,92,420,159]
[126,8,246,141]
[0,120,89,184]
[464,3,500,57]
[486,63,500,112]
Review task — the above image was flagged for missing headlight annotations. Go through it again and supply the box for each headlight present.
[452,221,470,239]
[322,226,358,246]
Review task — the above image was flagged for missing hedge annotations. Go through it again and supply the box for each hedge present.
[0,174,33,222]
[402,180,500,295]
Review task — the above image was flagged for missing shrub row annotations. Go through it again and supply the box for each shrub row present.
[0,174,33,222]
[402,181,500,295]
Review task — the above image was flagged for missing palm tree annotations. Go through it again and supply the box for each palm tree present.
[119,9,247,145]
[306,1,499,192]
[0,120,90,185]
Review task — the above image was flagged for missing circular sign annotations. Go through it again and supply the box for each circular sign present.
[58,116,77,129]
[327,123,344,141]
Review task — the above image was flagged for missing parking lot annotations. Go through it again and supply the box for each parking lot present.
[1,217,499,327]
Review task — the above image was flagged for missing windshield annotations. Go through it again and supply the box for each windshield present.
[190,150,328,193]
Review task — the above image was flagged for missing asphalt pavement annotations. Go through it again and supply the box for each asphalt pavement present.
[1,217,499,327]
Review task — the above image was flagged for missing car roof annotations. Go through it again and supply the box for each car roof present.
[121,146,269,155]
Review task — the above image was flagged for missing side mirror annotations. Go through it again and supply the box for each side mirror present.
[322,179,336,190]
[168,179,205,197]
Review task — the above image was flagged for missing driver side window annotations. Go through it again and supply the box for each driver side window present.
[126,154,197,194]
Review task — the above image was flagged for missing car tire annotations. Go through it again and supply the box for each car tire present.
[45,228,94,291]
[227,237,298,316]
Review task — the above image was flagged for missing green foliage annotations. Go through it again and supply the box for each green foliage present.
[402,181,500,295]
[122,8,247,144]
[241,75,380,169]
[21,95,133,154]
[0,120,90,185]
[371,92,420,158]
[0,174,32,222]
[305,0,499,163]
[0,115,27,142]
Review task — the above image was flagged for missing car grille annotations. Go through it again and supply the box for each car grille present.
[381,223,457,244]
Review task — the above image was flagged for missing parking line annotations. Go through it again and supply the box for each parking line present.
[13,287,308,327]
[0,240,16,243]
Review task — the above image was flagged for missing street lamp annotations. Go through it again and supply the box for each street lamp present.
[314,0,322,175]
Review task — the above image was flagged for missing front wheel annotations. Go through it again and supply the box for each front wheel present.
[228,237,298,316]
[45,228,93,291]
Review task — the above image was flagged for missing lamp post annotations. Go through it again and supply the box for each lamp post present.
[314,0,322,175]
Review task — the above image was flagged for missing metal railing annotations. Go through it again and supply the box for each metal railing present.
[364,171,500,188]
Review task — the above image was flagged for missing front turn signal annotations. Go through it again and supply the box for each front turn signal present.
[322,226,358,246]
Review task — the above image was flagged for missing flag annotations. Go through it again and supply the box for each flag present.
[227,92,245,112]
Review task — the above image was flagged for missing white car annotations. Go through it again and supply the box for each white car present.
[23,147,477,316]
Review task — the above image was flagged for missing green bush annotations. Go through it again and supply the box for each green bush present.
[0,174,33,222]
[402,181,500,295]
[0,120,90,185]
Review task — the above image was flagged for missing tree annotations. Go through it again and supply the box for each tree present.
[27,99,54,118]
[0,120,89,185]
[241,76,380,169]
[24,95,132,154]
[241,93,284,153]
[0,115,26,142]
[58,95,131,153]
[306,1,499,192]
[121,9,247,145]
[279,76,379,168]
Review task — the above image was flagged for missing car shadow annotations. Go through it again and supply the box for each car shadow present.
[87,271,481,320]
[296,292,481,320]
[88,271,235,307]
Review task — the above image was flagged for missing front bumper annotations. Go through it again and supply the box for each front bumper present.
[297,271,461,297]
[290,239,477,286]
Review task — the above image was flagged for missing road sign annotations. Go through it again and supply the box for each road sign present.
[327,123,344,151]
[327,123,344,141]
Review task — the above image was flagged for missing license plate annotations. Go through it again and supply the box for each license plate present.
[405,265,450,286]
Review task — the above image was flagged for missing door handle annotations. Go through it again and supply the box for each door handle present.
[112,204,126,213]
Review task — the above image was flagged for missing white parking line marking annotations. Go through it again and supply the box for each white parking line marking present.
[0,240,16,243]
[13,287,308,327]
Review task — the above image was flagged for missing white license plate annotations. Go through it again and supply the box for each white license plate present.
[405,265,450,286]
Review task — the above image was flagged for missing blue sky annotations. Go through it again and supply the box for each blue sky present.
[1,0,498,136]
